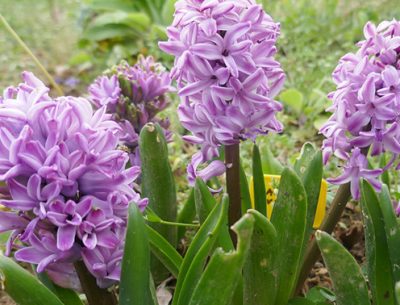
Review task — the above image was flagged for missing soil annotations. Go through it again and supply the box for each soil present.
[0,293,15,305]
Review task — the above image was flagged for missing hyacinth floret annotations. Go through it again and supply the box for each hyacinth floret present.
[0,72,147,288]
[88,55,173,166]
[159,0,285,184]
[320,19,400,199]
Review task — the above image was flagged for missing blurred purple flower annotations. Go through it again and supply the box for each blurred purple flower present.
[159,0,285,183]
[321,19,400,199]
[0,72,147,288]
[87,56,173,166]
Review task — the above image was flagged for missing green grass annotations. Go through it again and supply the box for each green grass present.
[0,0,80,90]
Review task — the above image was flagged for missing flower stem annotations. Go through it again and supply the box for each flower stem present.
[74,261,118,305]
[0,14,64,96]
[225,144,242,243]
[295,182,351,294]
[145,218,200,228]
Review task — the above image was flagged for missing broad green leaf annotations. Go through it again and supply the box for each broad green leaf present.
[119,203,155,305]
[188,213,255,305]
[293,143,316,176]
[301,151,323,251]
[279,88,304,113]
[316,231,369,305]
[361,180,395,304]
[195,179,233,251]
[195,178,216,223]
[0,255,64,305]
[83,24,138,41]
[261,145,284,175]
[177,189,196,241]
[253,144,267,215]
[38,272,84,305]
[173,197,228,305]
[140,123,177,281]
[396,282,400,305]
[240,163,252,215]
[89,11,150,30]
[379,185,400,282]
[243,210,278,305]
[302,152,323,232]
[270,168,307,305]
[147,225,183,278]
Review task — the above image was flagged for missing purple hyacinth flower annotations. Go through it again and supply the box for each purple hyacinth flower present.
[159,0,285,183]
[0,72,147,288]
[321,19,400,199]
[328,148,383,199]
[87,56,173,167]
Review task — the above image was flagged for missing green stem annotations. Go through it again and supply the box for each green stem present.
[225,144,242,243]
[0,14,64,96]
[145,218,199,228]
[74,261,118,305]
[295,182,351,294]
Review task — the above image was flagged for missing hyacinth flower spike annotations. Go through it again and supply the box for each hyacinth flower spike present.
[160,0,286,226]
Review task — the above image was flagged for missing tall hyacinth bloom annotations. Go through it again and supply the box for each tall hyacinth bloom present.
[0,72,148,288]
[159,0,285,184]
[320,19,400,199]
[88,56,173,166]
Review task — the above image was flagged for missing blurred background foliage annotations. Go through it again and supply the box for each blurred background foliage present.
[0,0,400,183]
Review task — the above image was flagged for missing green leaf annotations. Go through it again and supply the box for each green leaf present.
[243,210,278,305]
[177,189,196,241]
[253,144,267,215]
[88,0,136,11]
[270,168,307,305]
[379,154,390,188]
[188,212,255,305]
[195,178,216,223]
[240,163,252,215]
[288,297,331,305]
[294,143,316,176]
[379,185,400,282]
[161,0,176,25]
[195,178,233,251]
[37,272,84,305]
[361,180,396,304]
[89,11,151,30]
[173,197,229,305]
[261,145,284,175]
[140,123,177,281]
[83,24,138,41]
[0,256,64,305]
[279,88,304,113]
[306,286,335,303]
[396,282,400,305]
[301,151,323,242]
[316,231,369,305]
[147,225,183,278]
[119,203,155,305]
